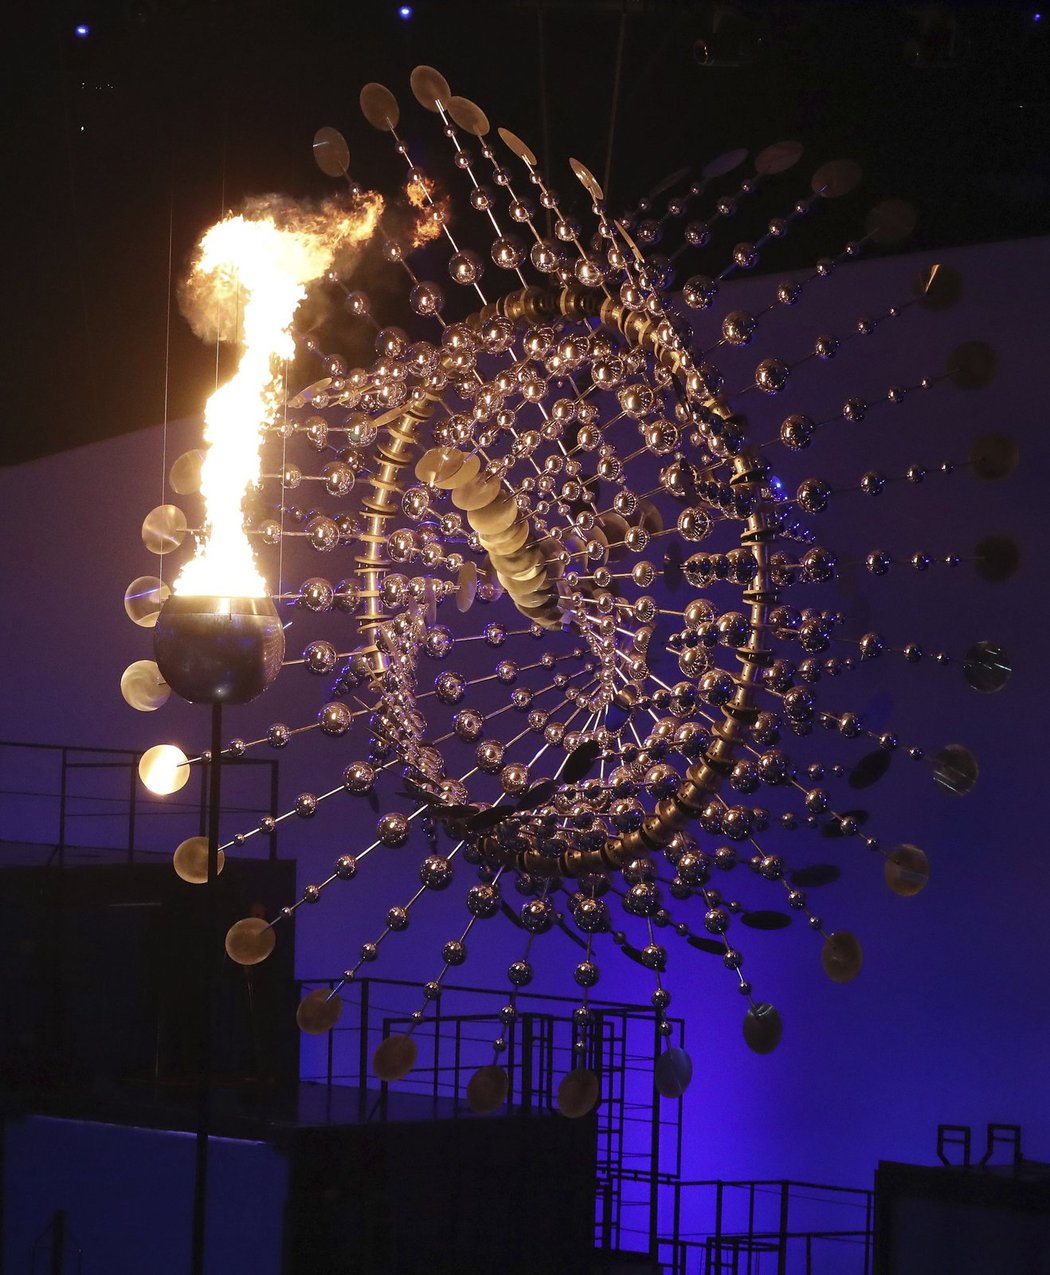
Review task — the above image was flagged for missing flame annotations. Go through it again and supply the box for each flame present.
[405,176,447,248]
[176,194,383,598]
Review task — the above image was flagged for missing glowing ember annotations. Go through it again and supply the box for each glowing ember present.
[176,195,383,598]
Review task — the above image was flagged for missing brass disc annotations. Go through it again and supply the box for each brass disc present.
[456,560,478,612]
[811,159,862,198]
[415,446,466,486]
[703,148,748,179]
[169,449,204,495]
[442,452,482,490]
[865,198,917,244]
[410,65,452,112]
[570,157,604,201]
[447,95,490,137]
[296,988,344,1035]
[225,917,276,966]
[312,126,349,177]
[138,744,190,795]
[373,1032,418,1081]
[466,1064,509,1114]
[743,1003,782,1054]
[556,1067,600,1118]
[884,844,930,897]
[654,1047,693,1099]
[482,519,530,554]
[173,835,224,884]
[469,495,519,535]
[497,127,537,165]
[360,82,400,131]
[452,476,502,510]
[142,505,188,554]
[755,139,803,174]
[120,659,170,712]
[820,930,863,983]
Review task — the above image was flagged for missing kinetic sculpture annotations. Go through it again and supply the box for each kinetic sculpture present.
[122,65,1013,1111]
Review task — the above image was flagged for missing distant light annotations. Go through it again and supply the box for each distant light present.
[398,4,413,18]
[74,23,89,37]
[1034,11,1043,20]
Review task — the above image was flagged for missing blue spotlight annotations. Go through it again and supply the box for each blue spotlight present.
[74,23,90,37]
[398,4,413,18]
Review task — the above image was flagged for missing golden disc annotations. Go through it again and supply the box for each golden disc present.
[482,519,530,554]
[884,844,930,896]
[169,449,204,495]
[469,495,519,535]
[141,504,188,555]
[569,157,604,201]
[456,560,478,612]
[172,835,224,884]
[452,476,502,511]
[466,1064,509,1114]
[497,127,537,165]
[556,1067,600,1118]
[120,659,170,712]
[447,95,490,137]
[225,917,276,966]
[410,65,452,112]
[360,82,400,131]
[373,1032,418,1081]
[821,930,863,984]
[296,988,344,1035]
[415,446,466,486]
[138,744,190,795]
[442,451,482,490]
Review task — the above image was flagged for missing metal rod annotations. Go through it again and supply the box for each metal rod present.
[191,701,223,1275]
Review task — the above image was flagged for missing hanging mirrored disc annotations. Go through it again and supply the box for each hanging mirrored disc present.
[654,1047,693,1099]
[947,341,998,389]
[138,743,190,795]
[932,743,979,795]
[142,504,188,554]
[569,157,604,202]
[225,916,276,966]
[647,165,691,197]
[497,127,537,165]
[974,534,1021,583]
[811,159,862,198]
[296,987,343,1034]
[312,126,349,178]
[169,449,204,495]
[969,432,1018,481]
[466,1064,509,1113]
[173,835,224,884]
[963,641,1011,693]
[754,140,803,175]
[702,148,748,179]
[124,575,171,627]
[360,82,400,131]
[743,1003,782,1054]
[456,560,477,612]
[447,95,490,136]
[415,446,467,486]
[865,199,917,244]
[848,749,892,790]
[120,659,170,712]
[884,844,930,896]
[373,1032,417,1081]
[821,930,863,984]
[410,65,452,112]
[556,1066,600,1118]
[914,263,963,310]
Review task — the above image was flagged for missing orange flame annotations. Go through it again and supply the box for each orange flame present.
[176,194,383,598]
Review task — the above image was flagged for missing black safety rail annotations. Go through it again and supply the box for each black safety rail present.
[0,739,280,863]
[297,974,686,1261]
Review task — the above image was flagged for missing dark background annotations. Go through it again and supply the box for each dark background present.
[5,0,1049,464]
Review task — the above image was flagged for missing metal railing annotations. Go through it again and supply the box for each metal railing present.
[0,739,280,864]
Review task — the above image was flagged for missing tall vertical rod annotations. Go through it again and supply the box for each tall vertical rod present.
[191,701,223,1275]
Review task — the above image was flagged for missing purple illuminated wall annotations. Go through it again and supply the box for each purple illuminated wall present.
[1,235,1047,1192]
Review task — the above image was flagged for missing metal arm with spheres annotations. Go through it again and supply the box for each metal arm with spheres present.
[124,61,1016,1119]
